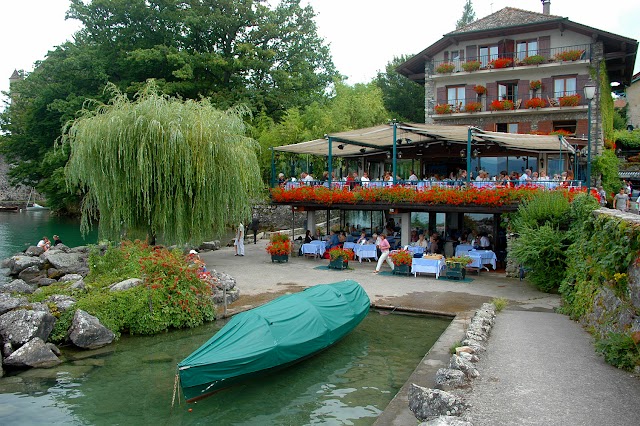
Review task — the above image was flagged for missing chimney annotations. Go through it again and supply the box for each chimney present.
[541,0,551,15]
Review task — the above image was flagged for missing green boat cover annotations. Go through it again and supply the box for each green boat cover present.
[178,280,370,401]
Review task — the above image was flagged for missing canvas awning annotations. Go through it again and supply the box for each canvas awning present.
[273,123,575,156]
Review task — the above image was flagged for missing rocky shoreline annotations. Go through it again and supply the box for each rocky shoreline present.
[0,242,240,377]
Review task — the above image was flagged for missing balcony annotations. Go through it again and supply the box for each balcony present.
[431,44,591,78]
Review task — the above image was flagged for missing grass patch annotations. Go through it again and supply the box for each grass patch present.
[492,297,508,312]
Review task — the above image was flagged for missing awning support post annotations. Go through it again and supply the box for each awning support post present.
[327,136,333,188]
[270,148,276,188]
[392,121,398,184]
[466,127,472,184]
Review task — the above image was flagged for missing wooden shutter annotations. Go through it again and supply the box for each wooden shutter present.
[466,45,477,61]
[437,86,446,104]
[444,51,449,62]
[538,36,551,58]
[541,77,553,98]
[518,80,529,105]
[576,74,590,103]
[460,49,465,62]
[466,84,475,105]
[487,82,498,104]
[505,39,515,59]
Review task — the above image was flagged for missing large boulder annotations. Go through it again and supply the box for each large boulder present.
[434,368,467,391]
[199,241,221,251]
[59,274,83,283]
[0,279,37,294]
[109,278,142,292]
[18,265,45,283]
[24,246,45,257]
[420,416,473,426]
[0,293,28,315]
[8,255,43,275]
[37,278,57,287]
[41,250,86,275]
[68,310,115,349]
[449,355,479,379]
[3,337,61,368]
[0,309,57,346]
[46,295,77,312]
[408,385,469,422]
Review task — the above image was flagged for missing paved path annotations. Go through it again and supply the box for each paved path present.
[199,240,639,425]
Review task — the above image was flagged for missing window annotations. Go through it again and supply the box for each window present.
[553,120,577,135]
[447,86,466,109]
[450,51,460,62]
[496,123,518,133]
[516,40,538,60]
[479,45,498,67]
[554,77,577,97]
[498,82,518,101]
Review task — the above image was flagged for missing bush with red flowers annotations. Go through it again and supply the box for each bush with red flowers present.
[559,94,581,107]
[390,250,413,266]
[524,97,546,109]
[489,57,513,69]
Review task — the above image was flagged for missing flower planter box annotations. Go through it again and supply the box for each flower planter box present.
[393,264,411,276]
[445,263,466,280]
[328,259,348,270]
[271,254,289,263]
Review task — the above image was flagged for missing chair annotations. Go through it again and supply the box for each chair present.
[547,96,559,107]
[514,99,522,109]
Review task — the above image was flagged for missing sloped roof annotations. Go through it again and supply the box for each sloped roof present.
[273,123,574,157]
[9,69,21,80]
[448,7,561,35]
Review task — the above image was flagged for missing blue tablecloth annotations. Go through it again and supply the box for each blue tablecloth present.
[411,258,446,278]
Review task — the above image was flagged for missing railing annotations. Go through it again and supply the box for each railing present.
[431,43,591,75]
[434,91,589,114]
[278,179,583,191]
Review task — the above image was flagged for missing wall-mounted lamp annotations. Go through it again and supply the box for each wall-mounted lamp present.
[397,151,403,159]
[386,152,391,159]
[396,138,403,145]
[406,138,413,144]
[460,149,466,158]
[337,144,344,150]
[359,148,366,154]
[472,149,480,158]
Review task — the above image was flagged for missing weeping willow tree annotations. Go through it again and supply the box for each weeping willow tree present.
[63,82,261,245]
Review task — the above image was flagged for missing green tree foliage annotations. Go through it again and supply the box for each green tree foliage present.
[456,0,476,29]
[376,55,425,122]
[63,82,260,244]
[614,129,640,149]
[593,149,621,195]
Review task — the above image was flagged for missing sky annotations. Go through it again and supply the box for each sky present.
[1,0,639,101]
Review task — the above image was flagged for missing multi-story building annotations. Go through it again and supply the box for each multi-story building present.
[397,3,637,178]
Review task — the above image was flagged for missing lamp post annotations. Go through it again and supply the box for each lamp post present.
[584,80,596,192]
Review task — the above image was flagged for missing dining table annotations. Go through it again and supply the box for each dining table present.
[468,249,497,271]
[411,257,446,278]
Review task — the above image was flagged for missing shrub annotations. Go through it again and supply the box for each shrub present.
[464,102,482,112]
[445,255,472,267]
[614,129,640,149]
[436,62,456,73]
[435,104,452,114]
[555,49,585,61]
[529,80,542,90]
[524,97,546,109]
[521,55,545,65]
[329,247,354,261]
[559,94,581,106]
[490,99,514,111]
[492,298,508,312]
[511,190,572,231]
[461,60,481,72]
[266,233,291,255]
[390,250,413,266]
[489,57,513,69]
[473,85,486,95]
[596,333,640,371]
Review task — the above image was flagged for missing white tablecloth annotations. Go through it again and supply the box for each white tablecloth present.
[454,244,475,257]
[354,244,377,262]
[469,250,497,270]
[408,246,425,256]
[343,242,357,250]
[411,258,446,278]
[302,241,325,257]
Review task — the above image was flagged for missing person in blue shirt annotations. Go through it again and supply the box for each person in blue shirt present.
[326,230,341,249]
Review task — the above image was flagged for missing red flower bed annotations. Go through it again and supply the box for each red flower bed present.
[489,57,513,69]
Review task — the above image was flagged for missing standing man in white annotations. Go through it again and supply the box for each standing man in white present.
[235,222,245,256]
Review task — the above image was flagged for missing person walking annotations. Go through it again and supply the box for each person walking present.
[613,187,630,212]
[235,222,245,256]
[249,216,260,244]
[374,233,394,274]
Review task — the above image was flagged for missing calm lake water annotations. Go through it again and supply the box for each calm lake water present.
[0,311,451,425]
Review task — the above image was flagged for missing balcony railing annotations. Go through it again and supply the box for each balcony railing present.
[431,43,591,75]
[434,91,588,114]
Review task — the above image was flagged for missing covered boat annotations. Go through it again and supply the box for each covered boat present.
[177,280,370,402]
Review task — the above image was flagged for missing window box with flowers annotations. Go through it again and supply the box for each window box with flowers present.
[390,250,413,275]
[554,49,585,62]
[490,99,514,111]
[445,255,472,280]
[473,85,486,96]
[435,62,456,74]
[559,94,581,106]
[266,234,291,263]
[435,104,452,114]
[550,129,572,137]
[328,247,354,269]
[524,97,546,109]
[461,60,481,72]
[529,80,542,91]
[488,57,513,69]
[464,101,482,112]
[520,55,546,66]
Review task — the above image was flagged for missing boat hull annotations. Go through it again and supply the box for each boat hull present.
[178,280,370,402]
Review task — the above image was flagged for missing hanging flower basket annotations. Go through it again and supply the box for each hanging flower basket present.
[488,57,513,69]
[435,62,456,74]
[559,94,581,106]
[554,49,585,61]
[521,55,546,65]
[435,104,452,114]
[461,60,481,72]
[529,80,542,91]
[473,85,486,95]
[524,97,546,109]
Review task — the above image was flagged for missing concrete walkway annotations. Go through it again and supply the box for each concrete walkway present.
[199,240,639,425]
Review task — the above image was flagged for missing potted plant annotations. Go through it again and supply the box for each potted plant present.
[435,62,456,74]
[521,55,545,65]
[554,49,585,61]
[488,57,513,69]
[473,85,486,96]
[559,94,581,106]
[461,60,481,72]
[434,103,452,114]
[266,234,291,263]
[529,80,542,91]
[464,101,482,112]
[524,97,546,109]
[490,99,514,111]
[328,247,353,269]
[445,255,472,280]
[390,250,413,275]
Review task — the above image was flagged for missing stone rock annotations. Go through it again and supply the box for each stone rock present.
[51,244,71,253]
[59,274,83,282]
[434,368,467,391]
[8,255,43,275]
[41,250,86,275]
[420,416,473,426]
[408,384,469,422]
[455,346,476,355]
[47,268,64,279]
[69,246,90,254]
[1,257,12,268]
[449,355,480,379]
[0,309,56,346]
[459,352,479,363]
[46,295,77,312]
[460,340,486,353]
[588,287,636,338]
[18,265,44,283]
[3,337,61,368]
[0,279,37,294]
[627,261,640,309]
[199,241,221,251]
[3,342,14,357]
[26,302,51,313]
[0,293,28,315]
[37,278,57,287]
[24,246,44,256]
[212,270,236,291]
[109,278,142,292]
[70,279,87,291]
[46,342,61,356]
[68,309,115,349]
